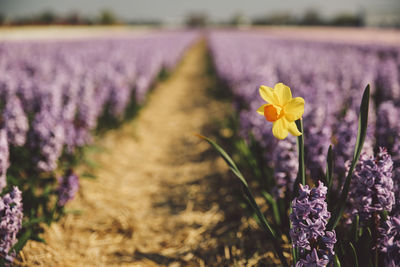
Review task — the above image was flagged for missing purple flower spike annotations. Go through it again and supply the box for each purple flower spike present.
[0,186,23,263]
[30,106,65,172]
[296,248,330,267]
[290,181,336,266]
[57,170,79,207]
[379,215,400,267]
[0,129,9,191]
[2,95,29,147]
[349,148,395,220]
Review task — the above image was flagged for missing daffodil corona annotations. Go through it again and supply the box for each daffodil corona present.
[257,83,305,140]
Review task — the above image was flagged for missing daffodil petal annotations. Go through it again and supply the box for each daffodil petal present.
[285,97,305,122]
[288,121,302,136]
[272,118,289,140]
[274,83,292,105]
[259,85,278,104]
[257,104,267,115]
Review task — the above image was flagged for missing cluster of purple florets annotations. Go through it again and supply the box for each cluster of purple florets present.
[349,148,395,220]
[0,129,9,192]
[376,101,400,215]
[57,170,80,207]
[2,95,29,147]
[30,106,65,172]
[290,182,337,266]
[379,215,400,267]
[0,187,23,262]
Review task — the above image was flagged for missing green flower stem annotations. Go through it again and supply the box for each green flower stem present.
[296,119,305,186]
[292,119,305,199]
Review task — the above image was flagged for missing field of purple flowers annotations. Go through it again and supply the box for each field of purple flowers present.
[207,30,400,266]
[1,27,400,266]
[0,30,198,263]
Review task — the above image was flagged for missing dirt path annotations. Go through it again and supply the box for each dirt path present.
[20,41,238,266]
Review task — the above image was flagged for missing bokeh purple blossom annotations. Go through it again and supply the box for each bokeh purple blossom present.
[57,170,79,207]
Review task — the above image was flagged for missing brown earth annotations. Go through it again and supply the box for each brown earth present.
[19,41,280,266]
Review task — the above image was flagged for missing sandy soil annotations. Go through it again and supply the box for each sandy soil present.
[19,41,273,266]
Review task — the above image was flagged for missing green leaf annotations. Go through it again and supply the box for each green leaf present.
[296,120,305,186]
[351,214,360,242]
[195,134,247,186]
[334,254,341,267]
[197,134,289,267]
[327,84,370,230]
[81,171,97,179]
[64,209,84,215]
[22,217,46,228]
[325,145,333,188]
[349,242,359,267]
[262,191,281,225]
[31,235,46,243]
[381,210,388,221]
[292,247,298,266]
[12,229,32,253]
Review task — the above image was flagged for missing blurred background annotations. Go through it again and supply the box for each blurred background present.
[0,0,399,28]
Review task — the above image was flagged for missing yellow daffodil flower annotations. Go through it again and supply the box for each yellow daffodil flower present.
[257,83,305,140]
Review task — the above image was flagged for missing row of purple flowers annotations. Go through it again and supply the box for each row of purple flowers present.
[0,30,198,262]
[208,30,400,266]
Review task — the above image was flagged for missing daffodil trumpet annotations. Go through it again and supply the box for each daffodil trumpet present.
[257,83,305,140]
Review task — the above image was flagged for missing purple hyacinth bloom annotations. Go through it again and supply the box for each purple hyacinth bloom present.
[0,129,9,191]
[296,249,330,267]
[376,101,399,151]
[375,102,400,214]
[0,186,23,263]
[392,140,400,215]
[30,107,65,172]
[273,136,298,198]
[290,182,336,266]
[348,148,395,220]
[2,95,29,146]
[57,170,79,207]
[379,215,400,267]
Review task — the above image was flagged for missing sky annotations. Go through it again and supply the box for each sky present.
[1,0,399,22]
